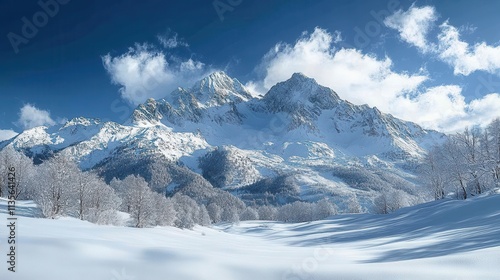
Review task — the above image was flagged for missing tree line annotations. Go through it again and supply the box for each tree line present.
[0,147,338,228]
[421,118,500,200]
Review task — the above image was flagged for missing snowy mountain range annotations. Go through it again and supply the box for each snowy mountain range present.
[0,72,446,209]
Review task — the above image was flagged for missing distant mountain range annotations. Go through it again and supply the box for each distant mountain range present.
[1,71,446,210]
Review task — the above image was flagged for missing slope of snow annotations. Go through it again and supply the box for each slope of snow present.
[1,195,499,280]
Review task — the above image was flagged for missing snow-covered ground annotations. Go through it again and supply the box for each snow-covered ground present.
[1,195,499,280]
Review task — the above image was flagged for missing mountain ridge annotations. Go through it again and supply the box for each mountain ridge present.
[1,71,446,209]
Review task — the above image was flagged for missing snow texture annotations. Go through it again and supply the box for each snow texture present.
[1,194,499,279]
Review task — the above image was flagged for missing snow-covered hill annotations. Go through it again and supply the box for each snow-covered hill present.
[1,72,446,209]
[1,194,499,280]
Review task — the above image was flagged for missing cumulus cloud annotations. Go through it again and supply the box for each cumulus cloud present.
[248,27,500,133]
[385,5,500,76]
[389,85,499,132]
[249,28,428,105]
[103,43,211,105]
[16,104,56,130]
[247,28,426,115]
[384,5,438,52]
[0,129,18,141]
[437,21,500,75]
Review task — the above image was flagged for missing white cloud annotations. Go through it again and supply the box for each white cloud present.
[103,43,210,105]
[385,5,500,76]
[248,28,427,115]
[465,93,500,127]
[332,30,342,44]
[248,28,500,133]
[384,5,438,53]
[157,32,189,49]
[16,104,56,130]
[0,129,18,141]
[180,58,205,72]
[395,88,500,132]
[437,21,500,75]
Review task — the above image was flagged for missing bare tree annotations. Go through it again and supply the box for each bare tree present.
[422,146,447,200]
[485,119,500,189]
[440,138,468,199]
[207,203,223,223]
[0,147,34,199]
[240,207,259,221]
[153,193,176,226]
[84,174,121,225]
[172,194,202,229]
[257,205,278,221]
[346,194,362,213]
[34,154,79,218]
[374,189,410,214]
[455,127,486,195]
[121,175,156,228]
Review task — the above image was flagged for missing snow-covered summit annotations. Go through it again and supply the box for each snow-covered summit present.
[188,71,253,106]
[2,72,446,206]
[130,71,252,125]
[263,72,341,112]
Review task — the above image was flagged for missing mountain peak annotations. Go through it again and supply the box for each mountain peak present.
[195,71,239,91]
[194,71,234,89]
[263,73,340,111]
[62,117,100,128]
[290,72,313,81]
[188,71,253,106]
[205,70,232,81]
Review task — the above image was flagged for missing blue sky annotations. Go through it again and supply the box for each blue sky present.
[1,0,500,140]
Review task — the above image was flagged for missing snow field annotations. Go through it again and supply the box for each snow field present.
[0,195,499,280]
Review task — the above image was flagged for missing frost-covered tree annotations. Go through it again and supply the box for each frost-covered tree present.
[346,194,362,213]
[153,193,176,227]
[484,119,500,189]
[0,147,15,198]
[84,175,121,225]
[171,194,210,229]
[207,203,223,223]
[33,154,79,218]
[454,127,487,195]
[239,207,259,221]
[256,205,278,221]
[374,189,411,214]
[373,119,500,204]
[198,204,211,226]
[221,206,240,223]
[0,147,34,199]
[419,119,500,200]
[421,146,447,200]
[277,201,314,222]
[119,175,157,228]
[75,171,95,220]
[440,138,469,199]
[314,198,337,218]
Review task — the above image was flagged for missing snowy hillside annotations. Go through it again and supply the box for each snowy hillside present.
[0,72,446,210]
[1,194,499,280]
